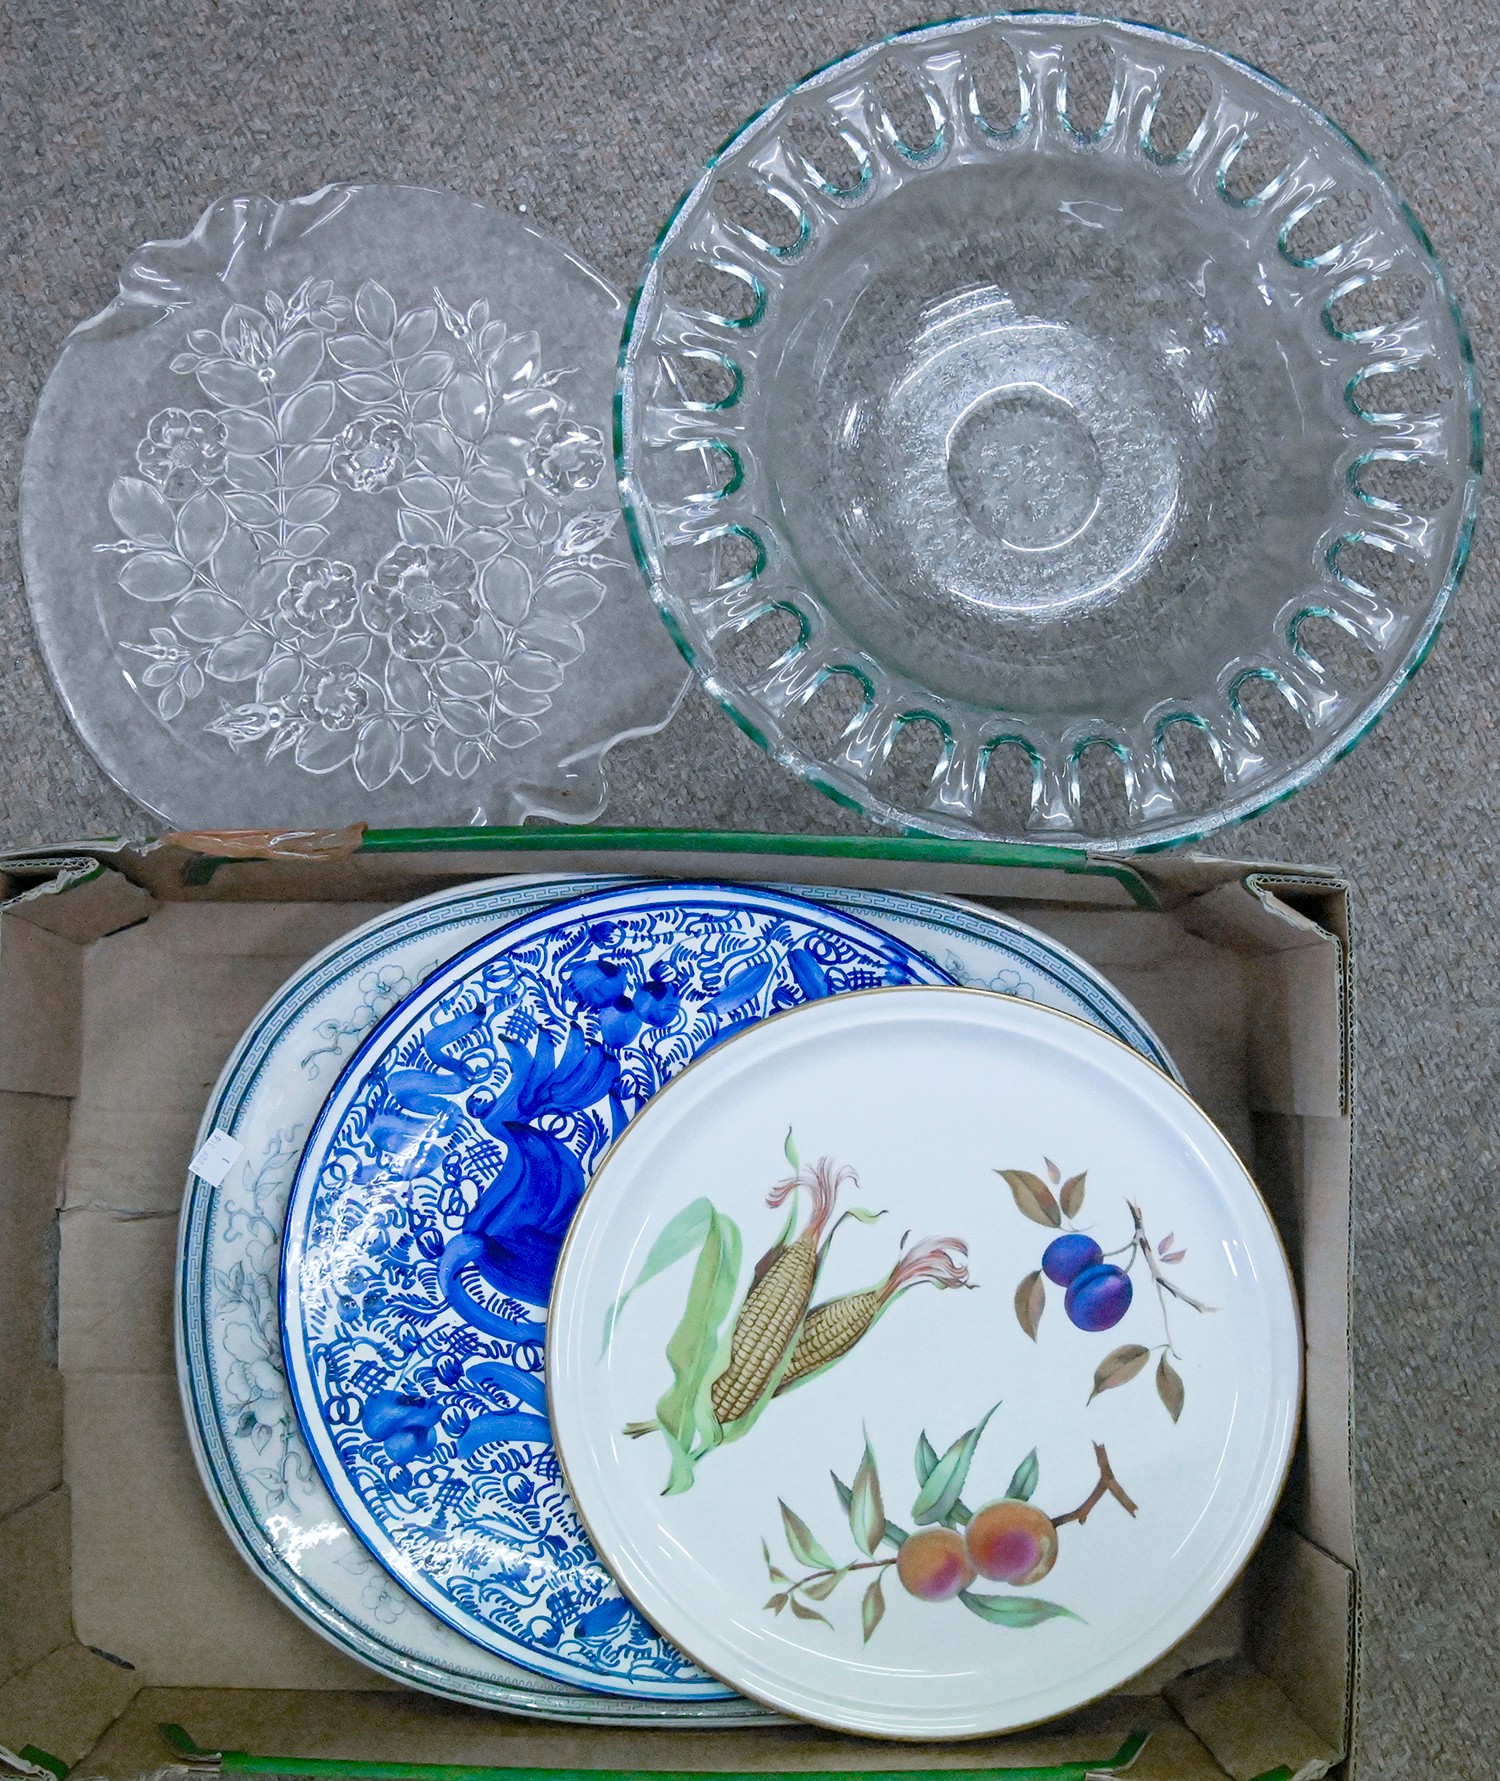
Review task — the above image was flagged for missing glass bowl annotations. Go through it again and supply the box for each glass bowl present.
[619,14,1480,851]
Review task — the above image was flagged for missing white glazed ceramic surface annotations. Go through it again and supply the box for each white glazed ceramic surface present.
[548,988,1300,1739]
[176,874,734,1720]
[178,874,1174,1713]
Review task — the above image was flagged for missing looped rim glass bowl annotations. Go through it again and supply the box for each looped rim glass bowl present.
[618,13,1481,853]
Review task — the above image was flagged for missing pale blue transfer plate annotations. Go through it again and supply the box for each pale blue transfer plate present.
[178,871,1175,1713]
[278,881,951,1694]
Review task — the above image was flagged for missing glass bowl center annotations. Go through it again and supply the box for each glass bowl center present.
[763,160,1328,713]
[947,386,1104,552]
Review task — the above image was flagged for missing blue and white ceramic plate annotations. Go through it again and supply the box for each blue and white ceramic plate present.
[178,874,761,1721]
[178,870,1176,1714]
[278,882,953,1695]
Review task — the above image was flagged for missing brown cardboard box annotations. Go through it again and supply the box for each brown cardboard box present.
[0,832,1355,1781]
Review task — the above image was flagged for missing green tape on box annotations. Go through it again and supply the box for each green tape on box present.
[156,1726,1152,1781]
[354,827,1160,911]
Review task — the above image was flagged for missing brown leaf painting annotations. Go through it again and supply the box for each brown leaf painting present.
[1156,1353,1185,1422]
[1060,1171,1087,1219]
[998,1169,1062,1228]
[1088,1343,1151,1402]
[1014,1269,1046,1341]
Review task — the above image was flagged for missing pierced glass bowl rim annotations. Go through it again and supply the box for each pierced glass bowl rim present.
[616,11,1483,855]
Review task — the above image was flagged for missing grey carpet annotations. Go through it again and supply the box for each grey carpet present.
[0,2,1494,1772]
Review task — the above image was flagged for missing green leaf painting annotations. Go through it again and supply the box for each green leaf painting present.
[911,1403,999,1526]
[1005,1447,1040,1503]
[861,1574,886,1643]
[958,1590,1081,1627]
[653,1205,741,1494]
[780,1499,837,1571]
[849,1429,886,1556]
[762,1419,1134,1643]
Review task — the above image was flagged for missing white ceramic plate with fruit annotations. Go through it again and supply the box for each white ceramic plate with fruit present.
[548,986,1301,1738]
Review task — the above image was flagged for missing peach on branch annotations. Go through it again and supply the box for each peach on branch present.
[964,1499,1059,1586]
[894,1526,976,1601]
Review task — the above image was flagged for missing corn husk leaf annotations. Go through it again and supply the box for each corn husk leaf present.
[602,1196,717,1354]
[653,1205,742,1493]
[653,1422,699,1498]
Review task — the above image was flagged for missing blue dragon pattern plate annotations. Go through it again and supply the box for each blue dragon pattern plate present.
[279,881,951,1694]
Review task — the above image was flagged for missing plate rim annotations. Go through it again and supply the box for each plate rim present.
[20,180,687,830]
[172,874,743,1717]
[547,982,1303,1740]
[801,883,1180,1082]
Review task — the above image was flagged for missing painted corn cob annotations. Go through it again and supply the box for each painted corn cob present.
[709,1158,847,1424]
[776,1235,970,1393]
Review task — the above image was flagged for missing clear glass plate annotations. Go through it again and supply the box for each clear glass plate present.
[22,183,688,828]
[619,15,1481,851]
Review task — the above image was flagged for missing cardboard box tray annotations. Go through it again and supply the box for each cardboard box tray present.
[0,829,1356,1781]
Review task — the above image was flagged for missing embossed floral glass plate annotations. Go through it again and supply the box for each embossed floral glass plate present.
[619,15,1480,851]
[181,871,1174,1712]
[278,881,960,1695]
[548,987,1300,1737]
[22,182,687,827]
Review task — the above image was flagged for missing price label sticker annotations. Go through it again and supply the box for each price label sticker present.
[189,1129,244,1187]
